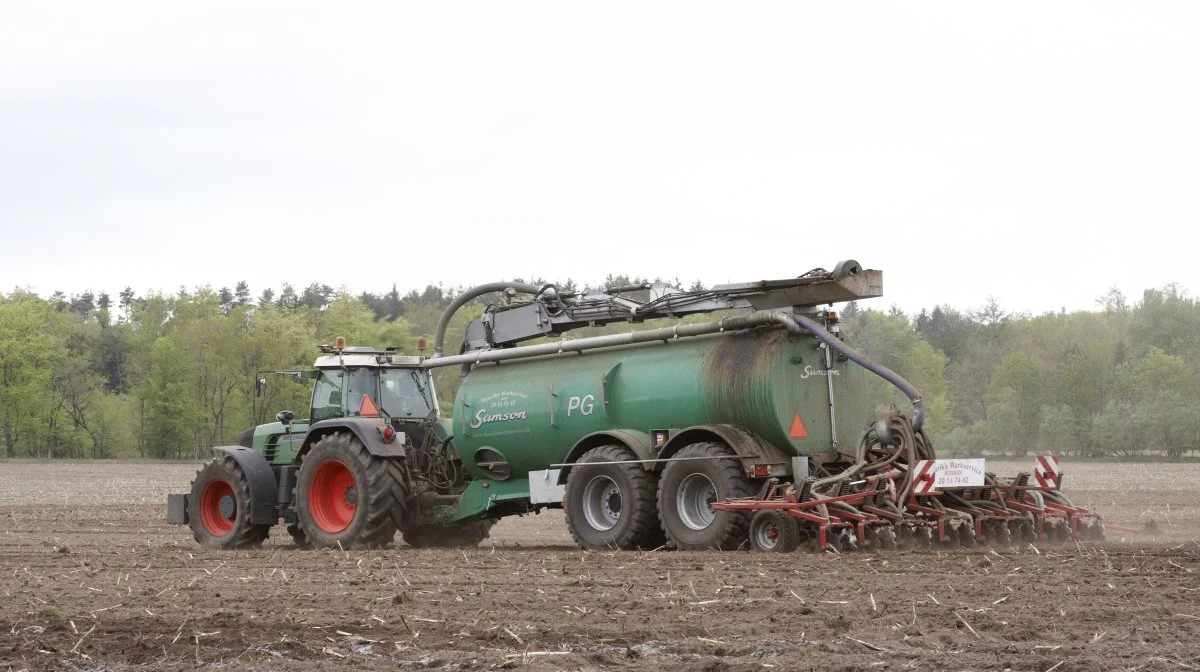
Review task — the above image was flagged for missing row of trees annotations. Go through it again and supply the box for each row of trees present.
[3,278,1198,460]
[842,286,1200,459]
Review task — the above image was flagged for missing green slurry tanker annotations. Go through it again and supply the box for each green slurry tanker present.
[168,262,1112,552]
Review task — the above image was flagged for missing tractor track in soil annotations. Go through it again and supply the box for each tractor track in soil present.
[1,461,1199,671]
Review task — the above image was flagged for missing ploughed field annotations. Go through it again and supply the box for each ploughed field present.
[2,461,1198,672]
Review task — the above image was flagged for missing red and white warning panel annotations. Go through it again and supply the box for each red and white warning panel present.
[912,458,986,494]
[1033,455,1060,490]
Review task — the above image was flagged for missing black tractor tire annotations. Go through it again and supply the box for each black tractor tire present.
[748,510,801,553]
[402,520,497,548]
[295,432,408,549]
[188,455,271,549]
[565,444,664,550]
[657,442,752,551]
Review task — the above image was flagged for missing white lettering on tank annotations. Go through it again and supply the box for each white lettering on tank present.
[800,365,840,380]
[470,408,529,429]
[567,394,596,417]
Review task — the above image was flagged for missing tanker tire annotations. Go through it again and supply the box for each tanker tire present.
[565,445,663,550]
[748,510,801,553]
[188,456,271,549]
[657,442,751,551]
[296,432,407,549]
[402,520,497,548]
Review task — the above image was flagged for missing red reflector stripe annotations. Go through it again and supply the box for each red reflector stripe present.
[788,414,808,439]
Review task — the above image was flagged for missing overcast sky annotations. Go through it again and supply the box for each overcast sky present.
[2,3,1197,316]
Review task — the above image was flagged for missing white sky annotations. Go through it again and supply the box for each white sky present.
[2,3,1197,316]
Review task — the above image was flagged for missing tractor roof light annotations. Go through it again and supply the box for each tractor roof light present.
[335,336,346,350]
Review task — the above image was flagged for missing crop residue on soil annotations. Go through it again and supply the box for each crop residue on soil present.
[1,461,1198,671]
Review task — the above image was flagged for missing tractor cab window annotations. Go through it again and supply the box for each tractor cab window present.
[380,369,436,419]
[311,368,381,421]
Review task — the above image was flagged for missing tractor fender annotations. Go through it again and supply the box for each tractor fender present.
[211,445,279,525]
[658,424,792,476]
[556,429,653,485]
[300,418,407,460]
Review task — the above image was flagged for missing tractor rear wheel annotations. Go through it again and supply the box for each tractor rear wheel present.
[748,510,801,552]
[565,444,663,550]
[188,456,271,549]
[296,432,407,549]
[402,520,496,548]
[657,442,751,550]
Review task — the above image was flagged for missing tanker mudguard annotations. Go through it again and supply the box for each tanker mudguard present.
[302,418,407,459]
[556,429,654,485]
[660,424,791,473]
[211,446,278,524]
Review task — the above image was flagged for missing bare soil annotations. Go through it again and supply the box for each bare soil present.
[2,460,1198,671]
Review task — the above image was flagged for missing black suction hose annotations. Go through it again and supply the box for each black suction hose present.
[787,313,925,430]
[431,281,542,358]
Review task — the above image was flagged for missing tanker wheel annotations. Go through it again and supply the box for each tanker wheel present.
[402,520,497,548]
[748,511,801,553]
[187,456,271,549]
[565,444,664,550]
[295,432,407,549]
[657,442,751,551]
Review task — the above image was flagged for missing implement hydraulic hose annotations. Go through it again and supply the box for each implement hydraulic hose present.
[785,313,925,431]
[431,282,542,358]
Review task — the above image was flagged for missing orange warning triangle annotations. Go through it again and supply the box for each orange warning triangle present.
[788,413,809,439]
[359,394,380,417]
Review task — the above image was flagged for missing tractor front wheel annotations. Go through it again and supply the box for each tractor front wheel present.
[188,456,271,549]
[296,432,407,549]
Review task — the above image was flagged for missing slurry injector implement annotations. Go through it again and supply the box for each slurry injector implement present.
[167,261,1118,552]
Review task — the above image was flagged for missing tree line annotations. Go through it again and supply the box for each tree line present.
[841,285,1200,460]
[2,279,1197,460]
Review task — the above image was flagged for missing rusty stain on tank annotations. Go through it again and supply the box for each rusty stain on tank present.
[703,328,786,428]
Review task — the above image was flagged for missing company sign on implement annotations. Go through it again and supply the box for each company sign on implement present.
[912,458,986,494]
[930,459,985,488]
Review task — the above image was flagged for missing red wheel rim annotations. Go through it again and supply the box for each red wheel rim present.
[199,480,235,536]
[309,460,357,533]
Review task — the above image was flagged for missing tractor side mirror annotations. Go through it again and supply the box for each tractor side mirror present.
[255,378,266,397]
[276,410,296,426]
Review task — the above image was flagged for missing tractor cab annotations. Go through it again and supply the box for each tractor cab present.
[310,347,438,423]
[248,342,441,466]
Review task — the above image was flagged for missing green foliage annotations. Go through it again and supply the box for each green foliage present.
[843,309,954,441]
[848,285,1200,461]
[139,338,197,459]
[5,277,1200,461]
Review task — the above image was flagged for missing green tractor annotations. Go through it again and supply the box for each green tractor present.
[168,340,491,549]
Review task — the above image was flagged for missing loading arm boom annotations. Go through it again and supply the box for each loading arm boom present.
[434,260,882,355]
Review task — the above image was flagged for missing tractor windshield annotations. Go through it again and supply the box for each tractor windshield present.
[380,369,436,419]
[311,368,380,421]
